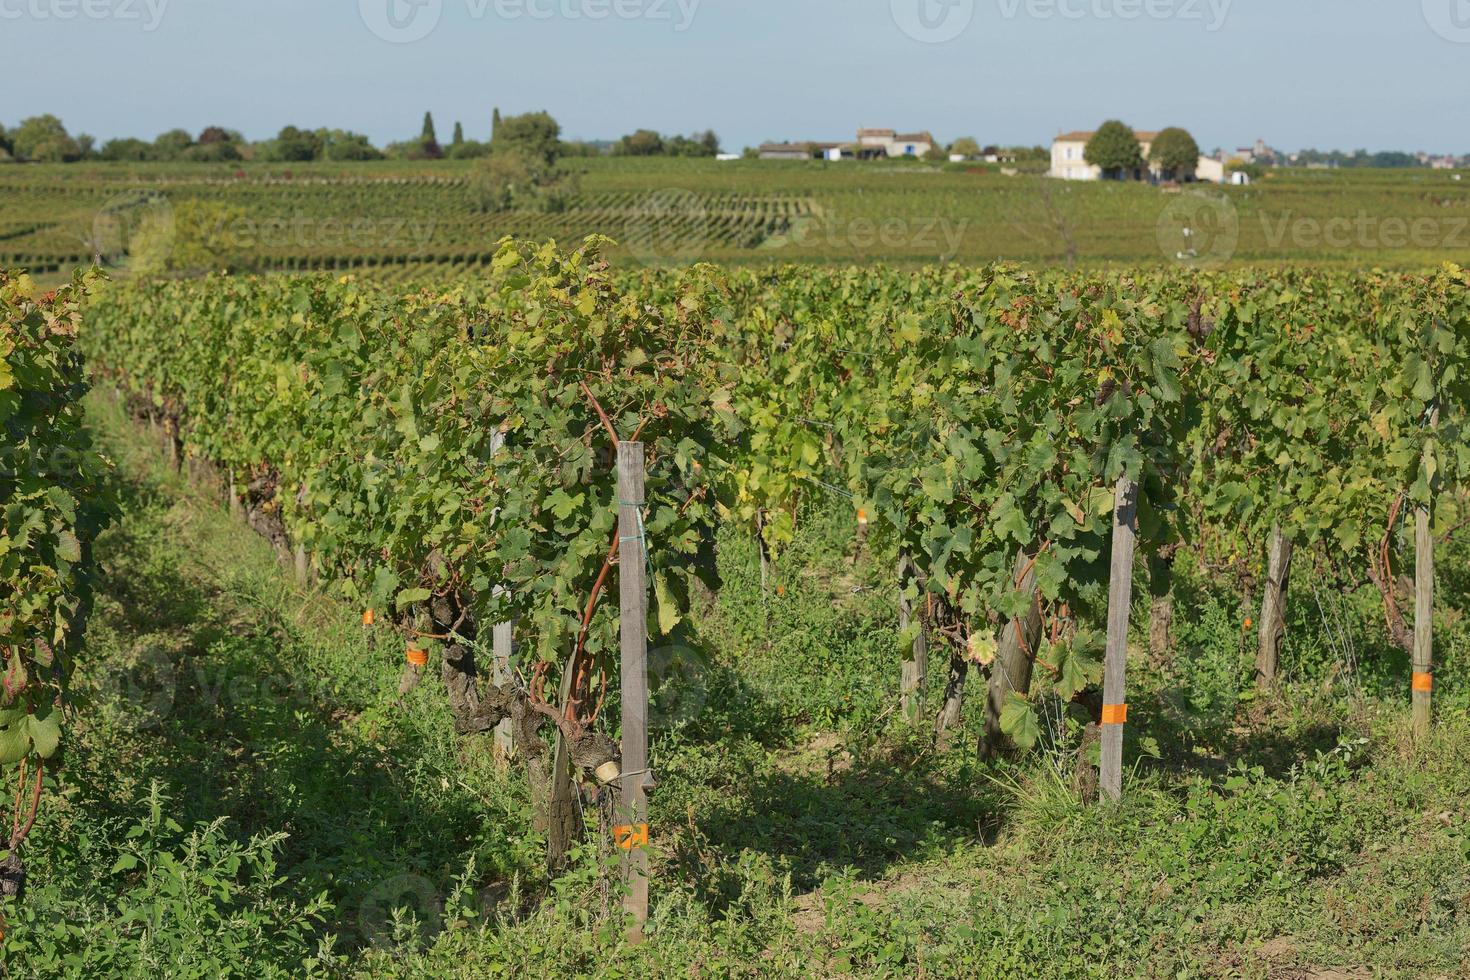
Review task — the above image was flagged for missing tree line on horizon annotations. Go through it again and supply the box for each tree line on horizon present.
[0,111,725,165]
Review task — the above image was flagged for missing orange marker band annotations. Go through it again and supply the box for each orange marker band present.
[406,648,429,667]
[614,823,649,850]
[1412,672,1434,693]
[362,609,375,627]
[1101,703,1128,726]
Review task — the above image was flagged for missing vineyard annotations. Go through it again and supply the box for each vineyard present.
[4,158,1470,282]
[3,241,1470,975]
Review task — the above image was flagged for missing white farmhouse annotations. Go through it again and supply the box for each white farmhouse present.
[856,128,937,159]
[1051,129,1228,183]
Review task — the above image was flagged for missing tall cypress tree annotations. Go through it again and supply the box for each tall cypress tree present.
[421,112,438,145]
[453,121,464,147]
[492,108,501,140]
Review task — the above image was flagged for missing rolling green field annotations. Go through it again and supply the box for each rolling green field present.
[3,157,1469,279]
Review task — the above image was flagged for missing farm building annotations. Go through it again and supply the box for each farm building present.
[759,128,937,161]
[1051,129,1230,184]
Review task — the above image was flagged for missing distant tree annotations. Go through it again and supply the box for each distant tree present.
[492,107,502,139]
[447,140,491,160]
[197,126,237,145]
[184,140,242,162]
[491,111,562,166]
[742,146,759,160]
[12,115,81,162]
[697,129,720,155]
[618,129,666,156]
[471,148,577,214]
[152,128,195,160]
[0,124,11,156]
[263,126,323,162]
[99,137,154,162]
[132,200,251,277]
[452,121,464,147]
[421,112,438,145]
[1150,127,1201,180]
[1084,120,1144,180]
[949,136,981,159]
[321,130,382,161]
[76,134,96,159]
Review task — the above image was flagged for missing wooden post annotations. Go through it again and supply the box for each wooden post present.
[617,441,651,943]
[1099,476,1138,804]
[897,554,929,726]
[1255,522,1293,688]
[490,433,514,763]
[1412,502,1434,741]
[491,591,514,763]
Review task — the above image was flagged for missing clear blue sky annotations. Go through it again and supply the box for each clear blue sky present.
[5,0,1467,153]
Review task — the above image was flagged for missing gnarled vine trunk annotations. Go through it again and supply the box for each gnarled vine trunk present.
[979,549,1044,761]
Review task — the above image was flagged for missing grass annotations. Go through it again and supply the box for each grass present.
[2,388,1468,977]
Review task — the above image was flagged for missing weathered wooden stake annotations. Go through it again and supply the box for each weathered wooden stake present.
[1412,502,1434,741]
[490,432,515,763]
[1099,476,1138,804]
[897,554,929,726]
[617,441,651,944]
[1255,522,1294,688]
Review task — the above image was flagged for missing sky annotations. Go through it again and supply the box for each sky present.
[4,0,1469,154]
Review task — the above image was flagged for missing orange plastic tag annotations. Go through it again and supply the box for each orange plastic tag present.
[1412,672,1434,693]
[406,648,429,667]
[614,824,649,850]
[857,508,869,525]
[1101,703,1128,726]
[362,609,375,627]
